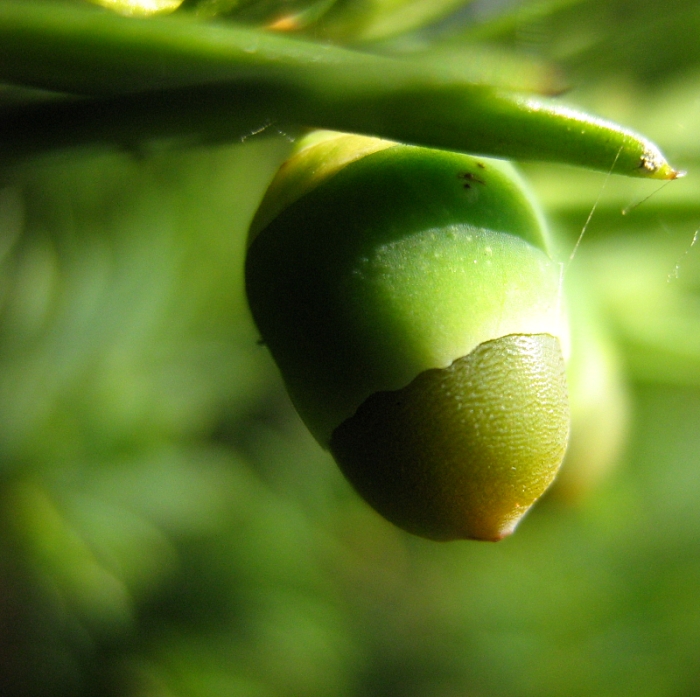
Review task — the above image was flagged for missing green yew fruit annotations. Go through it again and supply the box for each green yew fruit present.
[245,131,570,541]
[552,276,629,501]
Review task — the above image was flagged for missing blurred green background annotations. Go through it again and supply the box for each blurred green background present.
[2,1,700,695]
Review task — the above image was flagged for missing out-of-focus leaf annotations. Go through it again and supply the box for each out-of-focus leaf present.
[88,0,184,16]
[581,233,700,387]
[182,0,474,44]
[184,0,339,29]
[308,0,475,43]
[3,480,136,632]
[465,0,700,87]
[0,138,287,469]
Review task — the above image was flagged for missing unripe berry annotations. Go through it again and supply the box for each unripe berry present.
[245,131,569,541]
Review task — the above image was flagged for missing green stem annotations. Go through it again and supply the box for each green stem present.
[0,1,679,178]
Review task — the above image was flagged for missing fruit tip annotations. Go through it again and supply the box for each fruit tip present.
[462,518,519,542]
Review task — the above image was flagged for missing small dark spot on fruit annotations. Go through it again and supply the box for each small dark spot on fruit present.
[463,182,471,189]
[458,172,485,185]
[476,162,486,169]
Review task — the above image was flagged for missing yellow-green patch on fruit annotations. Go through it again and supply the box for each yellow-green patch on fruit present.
[331,334,569,541]
[248,131,395,243]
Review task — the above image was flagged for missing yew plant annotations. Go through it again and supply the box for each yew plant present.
[0,1,699,697]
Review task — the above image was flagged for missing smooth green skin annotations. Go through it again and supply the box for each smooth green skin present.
[245,139,567,445]
[0,1,678,177]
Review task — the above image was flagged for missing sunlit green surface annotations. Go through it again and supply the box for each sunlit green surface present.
[0,1,678,177]
[0,1,699,696]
